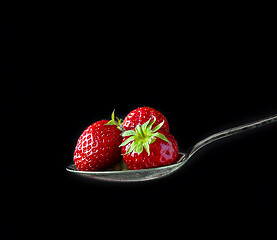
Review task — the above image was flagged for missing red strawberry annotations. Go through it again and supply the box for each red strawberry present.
[123,107,169,133]
[74,119,123,171]
[120,117,179,170]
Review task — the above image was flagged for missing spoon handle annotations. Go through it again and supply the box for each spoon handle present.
[185,114,277,161]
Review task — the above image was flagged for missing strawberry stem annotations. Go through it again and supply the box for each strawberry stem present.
[105,110,125,131]
[139,125,145,138]
[120,117,169,155]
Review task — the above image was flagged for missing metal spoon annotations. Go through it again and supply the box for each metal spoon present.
[66,114,277,182]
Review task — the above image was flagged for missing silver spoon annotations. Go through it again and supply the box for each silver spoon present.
[66,114,277,182]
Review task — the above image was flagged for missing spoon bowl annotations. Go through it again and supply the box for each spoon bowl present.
[66,152,187,182]
[66,114,277,182]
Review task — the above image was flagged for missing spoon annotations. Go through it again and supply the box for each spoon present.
[66,114,277,182]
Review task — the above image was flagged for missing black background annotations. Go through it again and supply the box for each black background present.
[1,3,277,238]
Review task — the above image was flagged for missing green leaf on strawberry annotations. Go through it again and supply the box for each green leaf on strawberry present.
[119,116,169,155]
[105,110,125,131]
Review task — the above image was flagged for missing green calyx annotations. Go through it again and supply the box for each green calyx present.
[119,116,169,155]
[105,110,125,131]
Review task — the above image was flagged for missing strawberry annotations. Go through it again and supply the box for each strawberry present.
[123,107,169,133]
[120,117,179,170]
[74,114,123,171]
